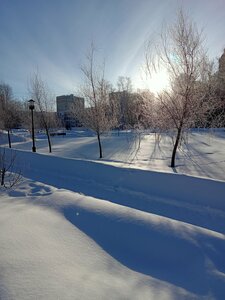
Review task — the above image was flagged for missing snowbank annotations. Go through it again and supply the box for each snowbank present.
[0,182,193,300]
[1,132,225,299]
[1,179,225,299]
[10,148,225,211]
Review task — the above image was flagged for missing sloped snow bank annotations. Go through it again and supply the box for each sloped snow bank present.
[61,190,225,297]
[0,181,196,300]
[7,148,225,209]
[1,179,225,299]
[4,148,225,233]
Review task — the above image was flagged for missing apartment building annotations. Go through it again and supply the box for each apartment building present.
[56,94,84,129]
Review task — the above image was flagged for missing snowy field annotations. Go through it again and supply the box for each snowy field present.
[3,128,225,181]
[0,129,225,299]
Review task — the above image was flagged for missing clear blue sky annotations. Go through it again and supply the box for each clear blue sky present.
[0,0,225,99]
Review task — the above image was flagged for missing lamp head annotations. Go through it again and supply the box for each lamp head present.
[28,99,35,110]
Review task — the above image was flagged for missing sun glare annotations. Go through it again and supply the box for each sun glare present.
[133,68,170,94]
[148,69,170,94]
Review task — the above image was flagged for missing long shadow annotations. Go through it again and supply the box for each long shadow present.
[55,134,138,161]
[63,204,225,298]
[6,167,225,298]
[9,147,225,234]
[179,138,225,180]
[21,163,225,234]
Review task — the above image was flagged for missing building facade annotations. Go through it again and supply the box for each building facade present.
[56,94,84,129]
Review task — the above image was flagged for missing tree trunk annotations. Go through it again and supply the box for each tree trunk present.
[1,167,6,186]
[97,132,103,158]
[46,127,52,153]
[7,130,11,148]
[170,126,182,168]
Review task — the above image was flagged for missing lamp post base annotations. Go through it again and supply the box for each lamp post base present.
[32,146,36,152]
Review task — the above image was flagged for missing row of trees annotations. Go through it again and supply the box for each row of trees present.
[145,10,225,167]
[0,75,60,187]
[71,10,225,166]
[1,9,225,169]
[70,46,152,158]
[0,74,61,153]
[0,84,22,187]
[0,83,23,148]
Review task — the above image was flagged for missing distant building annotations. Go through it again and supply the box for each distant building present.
[219,49,225,76]
[218,49,225,94]
[56,94,84,129]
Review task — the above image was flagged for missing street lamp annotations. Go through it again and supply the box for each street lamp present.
[28,99,36,152]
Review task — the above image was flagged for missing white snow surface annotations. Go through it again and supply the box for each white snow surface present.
[0,129,225,299]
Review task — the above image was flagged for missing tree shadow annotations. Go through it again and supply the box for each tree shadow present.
[63,204,225,298]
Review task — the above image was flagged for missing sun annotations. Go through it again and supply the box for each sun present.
[132,68,170,94]
[147,69,170,94]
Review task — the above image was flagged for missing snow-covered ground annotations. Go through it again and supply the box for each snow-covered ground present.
[4,128,225,181]
[0,129,225,299]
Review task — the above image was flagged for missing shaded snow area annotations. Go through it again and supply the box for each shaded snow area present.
[0,129,225,299]
[0,130,27,145]
[7,129,225,181]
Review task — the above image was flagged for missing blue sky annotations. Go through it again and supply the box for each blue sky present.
[0,0,225,99]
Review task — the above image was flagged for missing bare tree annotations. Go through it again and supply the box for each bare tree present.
[0,83,22,148]
[0,82,13,108]
[0,82,13,147]
[134,90,156,129]
[4,101,22,148]
[146,9,217,168]
[0,148,21,188]
[28,72,56,153]
[117,76,132,93]
[73,45,117,158]
[110,76,140,129]
[117,76,134,128]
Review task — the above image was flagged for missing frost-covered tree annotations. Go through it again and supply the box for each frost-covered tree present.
[72,45,117,158]
[0,83,22,148]
[0,82,12,109]
[110,77,147,129]
[135,90,156,129]
[146,9,216,168]
[116,76,134,128]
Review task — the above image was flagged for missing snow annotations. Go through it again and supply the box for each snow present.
[7,128,225,181]
[0,129,225,299]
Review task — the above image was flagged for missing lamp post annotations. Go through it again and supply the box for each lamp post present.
[28,99,36,152]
